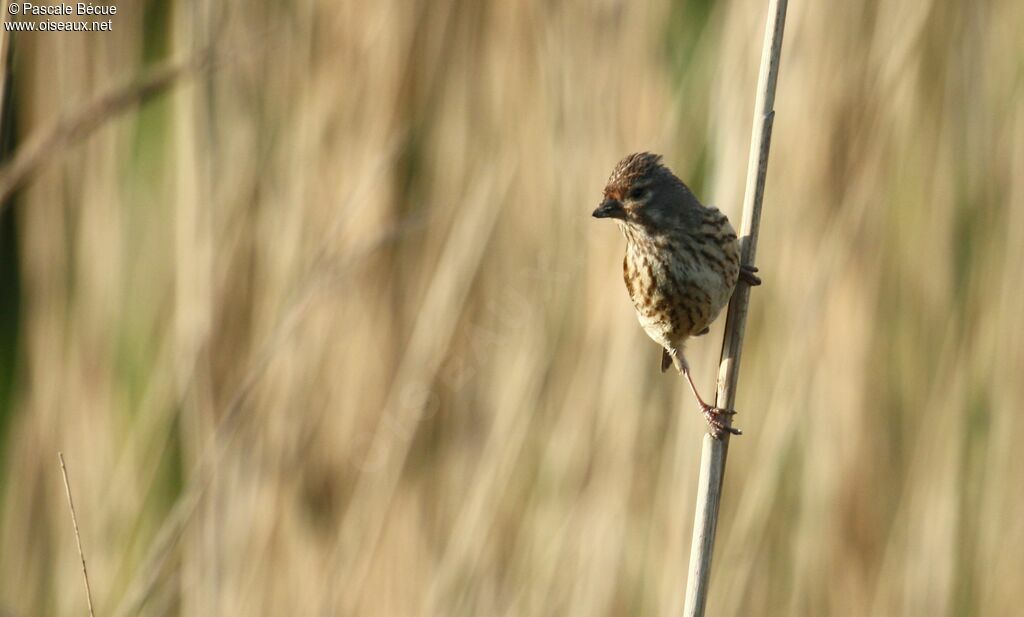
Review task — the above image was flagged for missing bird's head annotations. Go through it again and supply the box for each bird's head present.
[592,152,694,232]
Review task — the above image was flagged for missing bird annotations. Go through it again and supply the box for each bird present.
[592,152,760,437]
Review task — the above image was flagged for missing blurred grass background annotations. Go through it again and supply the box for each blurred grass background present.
[1,0,1023,615]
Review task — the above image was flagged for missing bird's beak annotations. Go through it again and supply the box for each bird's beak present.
[592,198,625,220]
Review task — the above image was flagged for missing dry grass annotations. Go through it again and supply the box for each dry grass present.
[1,1,1023,616]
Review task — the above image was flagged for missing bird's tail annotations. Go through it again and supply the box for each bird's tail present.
[662,348,687,373]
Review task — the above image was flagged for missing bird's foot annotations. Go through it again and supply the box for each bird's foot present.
[701,404,742,438]
[740,264,762,286]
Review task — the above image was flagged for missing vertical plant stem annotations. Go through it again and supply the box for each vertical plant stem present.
[682,1,788,615]
[59,452,97,617]
[0,5,10,117]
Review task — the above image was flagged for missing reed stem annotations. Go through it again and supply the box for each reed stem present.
[681,1,788,615]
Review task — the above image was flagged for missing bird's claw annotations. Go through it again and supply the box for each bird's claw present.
[701,404,742,438]
[740,264,762,286]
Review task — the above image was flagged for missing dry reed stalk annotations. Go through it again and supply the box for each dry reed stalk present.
[0,6,10,117]
[59,452,97,617]
[0,54,208,208]
[682,1,788,615]
[109,213,421,617]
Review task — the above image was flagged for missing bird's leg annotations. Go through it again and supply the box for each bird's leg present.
[676,354,741,438]
[740,264,762,286]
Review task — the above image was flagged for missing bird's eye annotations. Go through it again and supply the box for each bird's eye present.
[629,187,647,200]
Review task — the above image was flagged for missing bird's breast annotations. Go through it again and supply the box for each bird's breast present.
[622,231,737,342]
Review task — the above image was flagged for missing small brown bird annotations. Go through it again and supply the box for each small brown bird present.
[593,153,760,437]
